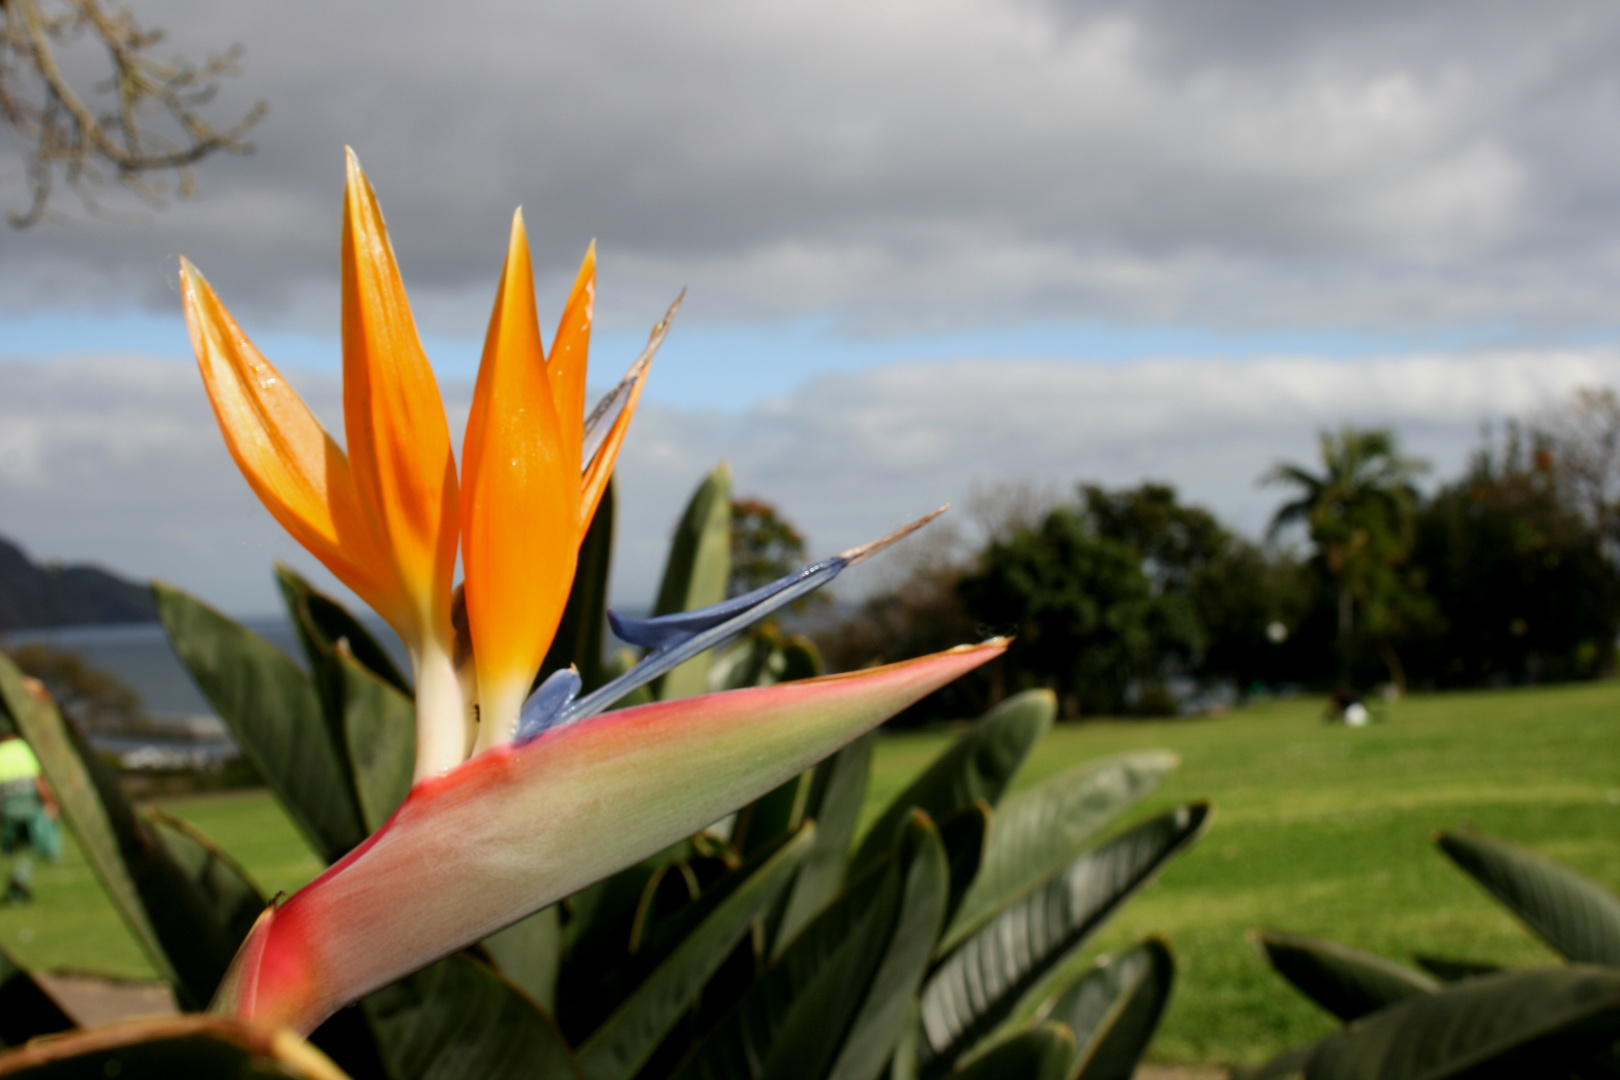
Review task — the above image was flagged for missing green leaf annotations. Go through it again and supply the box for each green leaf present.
[0,940,75,1048]
[1264,966,1620,1080]
[1411,955,1504,983]
[361,955,583,1080]
[851,689,1055,877]
[1251,929,1436,1023]
[679,812,950,1080]
[944,1024,1076,1080]
[652,463,734,701]
[577,825,817,1080]
[710,629,788,693]
[276,564,409,695]
[481,906,561,1014]
[770,734,873,958]
[1046,938,1174,1080]
[941,751,1176,953]
[0,653,247,1010]
[936,802,990,931]
[147,810,266,954]
[0,1015,352,1079]
[540,477,617,693]
[779,636,823,683]
[154,581,367,863]
[917,803,1211,1079]
[277,567,415,834]
[1437,830,1620,966]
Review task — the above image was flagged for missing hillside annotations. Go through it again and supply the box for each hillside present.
[0,535,155,631]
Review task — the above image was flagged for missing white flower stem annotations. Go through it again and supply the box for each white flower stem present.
[413,638,468,780]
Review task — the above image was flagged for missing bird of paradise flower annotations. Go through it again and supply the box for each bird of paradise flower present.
[178,150,1003,1034]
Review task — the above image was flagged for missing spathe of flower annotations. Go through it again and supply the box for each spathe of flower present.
[214,638,1004,1033]
[185,151,1006,1036]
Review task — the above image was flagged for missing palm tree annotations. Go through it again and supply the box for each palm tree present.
[1266,428,1427,698]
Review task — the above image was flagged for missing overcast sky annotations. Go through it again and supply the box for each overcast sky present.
[5,1,1620,614]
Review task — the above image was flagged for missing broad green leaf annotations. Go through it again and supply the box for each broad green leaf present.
[578,826,817,1080]
[1411,955,1503,983]
[1437,830,1620,966]
[1231,1041,1314,1080]
[652,463,733,700]
[779,636,823,682]
[851,689,1054,876]
[710,629,788,693]
[679,812,949,1080]
[0,1015,350,1079]
[1261,966,1620,1080]
[276,564,410,695]
[1251,929,1436,1023]
[147,810,266,954]
[154,581,367,863]
[335,650,416,836]
[1046,938,1174,1080]
[0,940,75,1047]
[540,477,617,693]
[945,1024,1075,1080]
[277,568,415,834]
[562,841,708,1028]
[733,767,810,859]
[0,653,246,1009]
[917,804,1211,1079]
[936,802,990,931]
[824,813,951,1080]
[361,955,583,1080]
[941,751,1177,953]
[770,734,873,958]
[482,907,562,1014]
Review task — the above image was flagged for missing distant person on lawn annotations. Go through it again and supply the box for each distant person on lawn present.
[0,733,60,903]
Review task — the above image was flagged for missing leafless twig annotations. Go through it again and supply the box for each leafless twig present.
[0,0,265,226]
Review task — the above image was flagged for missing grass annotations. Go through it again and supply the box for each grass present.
[2,681,1617,1066]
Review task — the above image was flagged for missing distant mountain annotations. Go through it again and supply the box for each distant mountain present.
[0,535,155,631]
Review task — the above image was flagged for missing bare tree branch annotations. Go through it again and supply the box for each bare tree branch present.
[0,0,265,227]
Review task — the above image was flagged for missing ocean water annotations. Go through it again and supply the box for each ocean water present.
[5,616,410,761]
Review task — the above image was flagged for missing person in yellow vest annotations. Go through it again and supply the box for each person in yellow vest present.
[0,732,60,904]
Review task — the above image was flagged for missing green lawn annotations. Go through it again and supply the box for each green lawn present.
[2,681,1616,1067]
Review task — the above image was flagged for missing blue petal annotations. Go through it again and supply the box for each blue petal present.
[562,557,848,725]
[515,666,583,743]
[607,560,839,651]
[557,507,948,729]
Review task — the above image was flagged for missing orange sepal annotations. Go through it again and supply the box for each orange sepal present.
[579,356,650,531]
[547,243,595,473]
[461,211,579,740]
[180,259,412,635]
[339,149,460,649]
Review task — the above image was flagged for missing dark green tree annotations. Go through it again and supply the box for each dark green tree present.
[958,505,1184,717]
[1403,424,1620,685]
[728,496,808,598]
[1266,428,1428,697]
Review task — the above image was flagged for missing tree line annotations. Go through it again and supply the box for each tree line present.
[798,387,1620,721]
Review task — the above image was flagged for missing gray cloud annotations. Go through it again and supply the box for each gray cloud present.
[6,2,1620,334]
[3,349,1613,618]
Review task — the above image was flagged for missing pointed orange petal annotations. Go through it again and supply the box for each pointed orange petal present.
[340,149,459,650]
[579,358,648,530]
[461,211,579,747]
[578,293,680,529]
[547,243,595,471]
[180,259,412,635]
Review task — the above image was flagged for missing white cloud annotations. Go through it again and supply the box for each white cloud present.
[5,349,1609,617]
[4,2,1620,334]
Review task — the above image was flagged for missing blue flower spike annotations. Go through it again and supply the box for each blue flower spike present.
[548,505,949,728]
